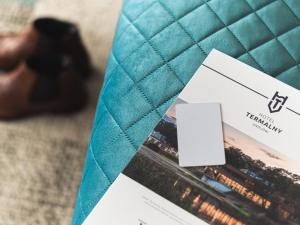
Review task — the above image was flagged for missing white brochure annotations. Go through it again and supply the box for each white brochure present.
[83,49,300,225]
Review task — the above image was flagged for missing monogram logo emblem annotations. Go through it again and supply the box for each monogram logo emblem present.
[268,91,288,113]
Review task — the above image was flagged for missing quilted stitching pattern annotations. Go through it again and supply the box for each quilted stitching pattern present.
[73,1,300,224]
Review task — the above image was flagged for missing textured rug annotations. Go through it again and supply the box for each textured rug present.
[0,0,122,224]
[0,0,35,32]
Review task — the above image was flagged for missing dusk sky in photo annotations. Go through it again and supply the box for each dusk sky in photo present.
[224,123,300,176]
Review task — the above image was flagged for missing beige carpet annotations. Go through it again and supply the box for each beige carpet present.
[0,0,122,224]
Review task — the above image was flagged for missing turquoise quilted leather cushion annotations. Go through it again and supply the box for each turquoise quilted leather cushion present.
[73,0,300,224]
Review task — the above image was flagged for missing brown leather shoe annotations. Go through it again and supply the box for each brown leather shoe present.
[0,54,86,118]
[0,18,91,77]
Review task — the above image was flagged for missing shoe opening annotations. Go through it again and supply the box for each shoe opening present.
[26,54,68,76]
[34,18,77,39]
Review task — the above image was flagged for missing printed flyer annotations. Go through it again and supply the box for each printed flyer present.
[83,50,300,225]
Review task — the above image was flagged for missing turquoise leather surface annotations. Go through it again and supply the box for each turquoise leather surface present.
[73,0,300,224]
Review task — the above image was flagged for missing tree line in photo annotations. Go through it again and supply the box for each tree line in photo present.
[225,147,300,221]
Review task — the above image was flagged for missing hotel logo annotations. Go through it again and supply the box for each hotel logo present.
[268,91,288,113]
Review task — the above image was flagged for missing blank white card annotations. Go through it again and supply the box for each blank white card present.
[176,103,226,167]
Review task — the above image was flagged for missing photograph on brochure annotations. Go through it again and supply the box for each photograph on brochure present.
[124,99,300,225]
